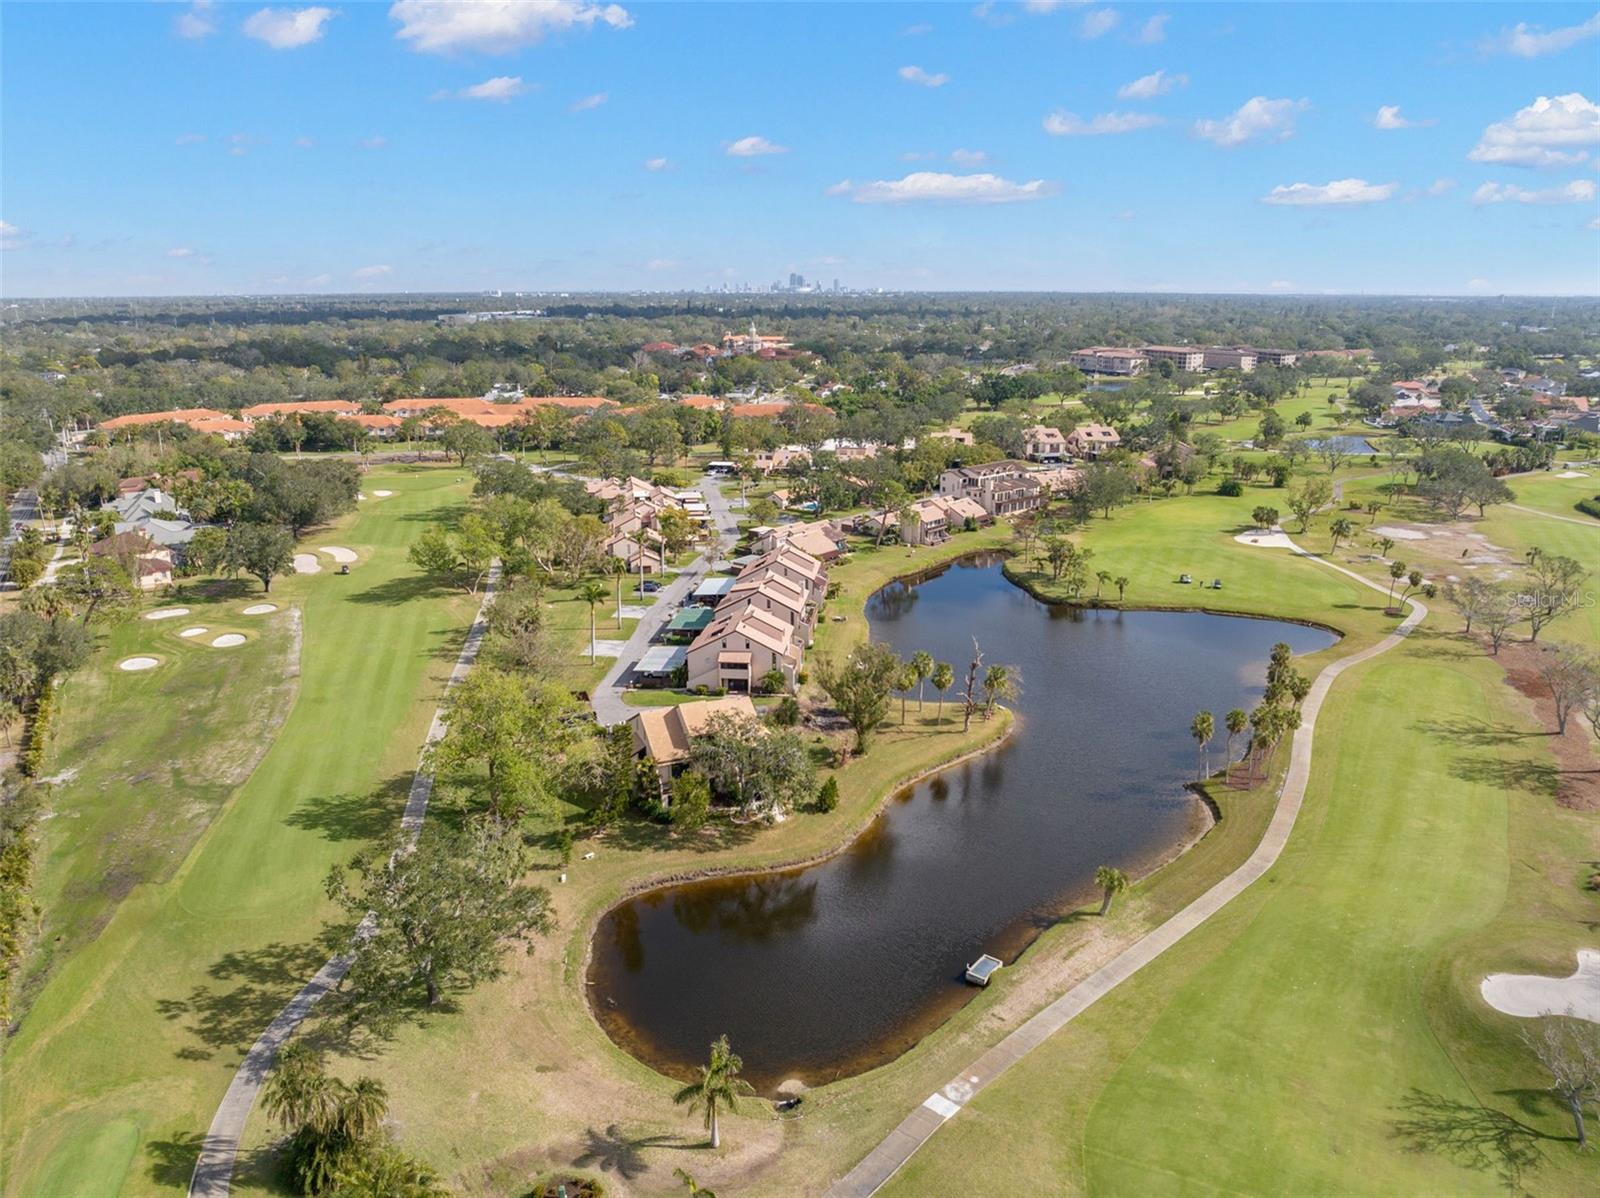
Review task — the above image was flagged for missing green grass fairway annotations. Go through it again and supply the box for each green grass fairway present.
[1498,469,1598,519]
[885,593,1597,1192]
[3,466,476,1198]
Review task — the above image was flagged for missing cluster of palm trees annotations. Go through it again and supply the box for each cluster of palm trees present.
[1189,644,1313,787]
[895,649,958,725]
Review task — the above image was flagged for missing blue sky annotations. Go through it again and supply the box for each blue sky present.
[2,1,1598,297]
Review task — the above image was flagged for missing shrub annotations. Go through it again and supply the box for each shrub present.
[771,696,801,726]
[669,770,711,830]
[20,682,56,778]
[1216,479,1244,497]
[816,776,840,813]
[1577,496,1600,520]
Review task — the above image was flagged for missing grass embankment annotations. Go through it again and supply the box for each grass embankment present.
[3,466,478,1198]
[885,506,1599,1197]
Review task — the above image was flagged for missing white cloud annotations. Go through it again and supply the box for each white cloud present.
[1468,93,1600,167]
[353,264,394,278]
[1194,96,1306,147]
[390,0,632,55]
[359,136,389,149]
[1426,177,1456,196]
[1117,69,1186,99]
[1485,12,1600,58]
[645,258,678,271]
[166,247,197,258]
[1373,105,1435,130]
[1261,178,1397,206]
[1471,179,1596,205]
[1079,8,1119,39]
[644,156,672,171]
[1588,215,1600,230]
[294,136,316,148]
[570,91,608,111]
[175,132,208,145]
[902,22,933,35]
[0,220,26,251]
[1137,13,1169,43]
[824,179,855,196]
[441,75,528,101]
[898,65,950,88]
[243,7,335,50]
[1466,277,1491,291]
[1043,110,1163,136]
[901,150,937,161]
[950,148,989,167]
[1023,0,1068,12]
[831,171,1057,205]
[725,135,788,156]
[175,1,217,39]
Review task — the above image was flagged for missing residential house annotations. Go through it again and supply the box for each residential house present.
[630,695,760,788]
[99,408,231,434]
[748,519,848,562]
[239,400,362,423]
[88,530,173,590]
[684,606,802,693]
[1022,425,1067,462]
[1065,423,1122,459]
[937,461,1045,518]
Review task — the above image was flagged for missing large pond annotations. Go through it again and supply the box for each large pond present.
[589,557,1336,1090]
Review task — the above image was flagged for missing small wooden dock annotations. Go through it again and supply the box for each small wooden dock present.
[965,954,1003,986]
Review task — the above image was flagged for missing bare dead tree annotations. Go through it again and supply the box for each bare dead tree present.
[1524,1016,1600,1150]
[961,637,984,733]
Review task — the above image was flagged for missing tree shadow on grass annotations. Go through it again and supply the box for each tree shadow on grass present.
[283,772,412,843]
[345,573,452,606]
[155,936,339,1058]
[573,1124,695,1180]
[1390,1088,1546,1191]
[599,813,760,856]
[1446,754,1563,798]
[1413,718,1542,749]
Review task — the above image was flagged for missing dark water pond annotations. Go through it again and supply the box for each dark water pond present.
[589,558,1335,1090]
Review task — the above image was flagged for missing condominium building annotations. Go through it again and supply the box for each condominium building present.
[937,461,1046,517]
[1202,347,1257,372]
[1068,347,1148,376]
[1142,345,1206,372]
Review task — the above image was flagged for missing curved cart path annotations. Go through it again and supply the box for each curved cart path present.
[1504,502,1599,528]
[187,563,501,1198]
[824,549,1427,1198]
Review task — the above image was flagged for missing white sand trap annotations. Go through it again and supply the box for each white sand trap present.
[1556,470,1589,479]
[293,553,321,574]
[210,633,246,648]
[318,546,357,563]
[119,656,160,671]
[241,603,277,615]
[372,489,394,497]
[357,492,367,500]
[144,607,190,621]
[1234,528,1295,549]
[178,626,208,638]
[1482,950,1600,1024]
[1371,525,1427,541]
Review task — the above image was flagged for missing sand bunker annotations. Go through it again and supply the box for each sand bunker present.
[178,626,208,638]
[241,603,277,615]
[1233,528,1295,549]
[210,633,247,648]
[357,492,367,500]
[144,607,190,620]
[372,489,394,497]
[119,656,160,672]
[1482,949,1600,1024]
[1556,470,1589,479]
[293,554,321,574]
[318,546,357,563]
[1371,525,1427,541]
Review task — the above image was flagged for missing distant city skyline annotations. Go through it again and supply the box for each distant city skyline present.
[2,2,1598,298]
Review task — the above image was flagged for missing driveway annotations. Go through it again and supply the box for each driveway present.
[588,475,742,726]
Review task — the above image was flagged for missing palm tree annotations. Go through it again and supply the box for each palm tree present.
[674,1035,754,1150]
[981,664,1017,718]
[897,661,920,725]
[1095,865,1128,916]
[262,1043,339,1134]
[1327,517,1356,552]
[931,661,954,724]
[1224,707,1248,767]
[339,1077,390,1142]
[1374,536,1395,560]
[1364,499,1382,524]
[909,650,935,711]
[1113,575,1129,603]
[608,556,628,625]
[1190,710,1215,779]
[577,580,608,658]
[1094,569,1111,600]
